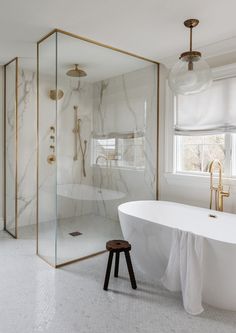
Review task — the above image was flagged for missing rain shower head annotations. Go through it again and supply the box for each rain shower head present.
[66,64,87,77]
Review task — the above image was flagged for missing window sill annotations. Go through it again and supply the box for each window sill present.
[164,172,236,191]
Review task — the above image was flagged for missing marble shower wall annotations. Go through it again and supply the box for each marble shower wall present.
[92,64,157,221]
[56,64,157,222]
[17,61,37,230]
[4,59,37,234]
[56,77,94,219]
[5,60,157,230]
[5,61,17,232]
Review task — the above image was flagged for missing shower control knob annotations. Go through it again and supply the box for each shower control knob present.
[50,145,55,153]
[47,154,56,165]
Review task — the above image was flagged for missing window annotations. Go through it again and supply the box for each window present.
[92,134,145,169]
[169,66,236,178]
[175,133,236,177]
[176,134,226,173]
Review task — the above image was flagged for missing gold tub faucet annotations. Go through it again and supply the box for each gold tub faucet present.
[209,159,230,212]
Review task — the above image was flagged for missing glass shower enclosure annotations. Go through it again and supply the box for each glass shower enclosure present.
[37,29,159,267]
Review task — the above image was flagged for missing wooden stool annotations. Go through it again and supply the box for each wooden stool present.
[103,240,137,290]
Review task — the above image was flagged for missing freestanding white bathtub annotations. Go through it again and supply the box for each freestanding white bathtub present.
[118,200,236,311]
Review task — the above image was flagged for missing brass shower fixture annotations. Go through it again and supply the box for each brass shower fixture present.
[66,64,87,77]
[47,126,56,165]
[49,89,64,100]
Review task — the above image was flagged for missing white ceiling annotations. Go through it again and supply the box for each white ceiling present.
[40,33,154,82]
[1,0,236,66]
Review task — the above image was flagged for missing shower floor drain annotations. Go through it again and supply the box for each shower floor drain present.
[69,231,83,237]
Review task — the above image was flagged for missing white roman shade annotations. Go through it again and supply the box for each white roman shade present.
[175,76,236,135]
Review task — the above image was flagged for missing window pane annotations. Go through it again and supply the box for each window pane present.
[204,135,225,145]
[179,143,203,172]
[176,134,225,173]
[202,142,225,172]
[180,136,203,145]
[93,135,145,169]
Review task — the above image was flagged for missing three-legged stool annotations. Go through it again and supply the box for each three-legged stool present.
[103,240,137,290]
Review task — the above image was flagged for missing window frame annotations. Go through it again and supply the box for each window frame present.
[91,134,146,171]
[174,133,232,177]
[165,62,236,182]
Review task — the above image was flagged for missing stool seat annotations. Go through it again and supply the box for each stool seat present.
[106,240,131,252]
[103,239,137,291]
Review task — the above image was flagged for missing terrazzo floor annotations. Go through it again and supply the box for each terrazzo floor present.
[8,214,122,265]
[0,230,236,333]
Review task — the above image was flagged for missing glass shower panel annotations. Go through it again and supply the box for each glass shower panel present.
[55,32,157,265]
[17,58,37,239]
[5,59,17,237]
[37,34,57,266]
[56,32,114,264]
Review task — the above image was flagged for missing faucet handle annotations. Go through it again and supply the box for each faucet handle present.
[221,185,230,197]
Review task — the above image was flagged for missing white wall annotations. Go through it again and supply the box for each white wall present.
[92,65,157,220]
[159,61,236,214]
[0,66,3,229]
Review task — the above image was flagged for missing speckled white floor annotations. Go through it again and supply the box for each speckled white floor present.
[17,215,122,265]
[0,230,236,333]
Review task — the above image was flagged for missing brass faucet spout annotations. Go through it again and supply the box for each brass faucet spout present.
[208,159,229,212]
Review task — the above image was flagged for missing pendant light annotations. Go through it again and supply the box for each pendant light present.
[168,19,212,95]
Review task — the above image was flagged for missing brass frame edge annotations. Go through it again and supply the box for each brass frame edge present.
[37,250,106,268]
[4,228,17,239]
[4,57,19,238]
[156,63,160,200]
[15,57,18,238]
[37,254,56,268]
[4,57,18,67]
[37,29,58,44]
[36,43,39,254]
[55,250,107,268]
[37,28,159,65]
[3,64,6,230]
[55,31,58,266]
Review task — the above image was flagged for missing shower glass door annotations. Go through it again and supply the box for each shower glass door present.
[4,58,18,238]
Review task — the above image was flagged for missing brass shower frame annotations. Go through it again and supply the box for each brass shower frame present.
[4,57,19,239]
[37,29,160,268]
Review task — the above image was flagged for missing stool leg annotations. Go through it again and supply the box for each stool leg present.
[124,251,137,289]
[103,251,113,291]
[114,252,120,277]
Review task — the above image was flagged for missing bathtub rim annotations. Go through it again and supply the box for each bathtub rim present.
[118,200,236,245]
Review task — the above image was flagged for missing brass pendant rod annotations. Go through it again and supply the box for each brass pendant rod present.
[190,27,192,52]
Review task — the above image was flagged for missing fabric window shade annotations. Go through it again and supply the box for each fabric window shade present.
[174,76,236,135]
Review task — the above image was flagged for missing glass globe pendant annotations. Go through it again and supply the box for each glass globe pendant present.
[168,19,212,95]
